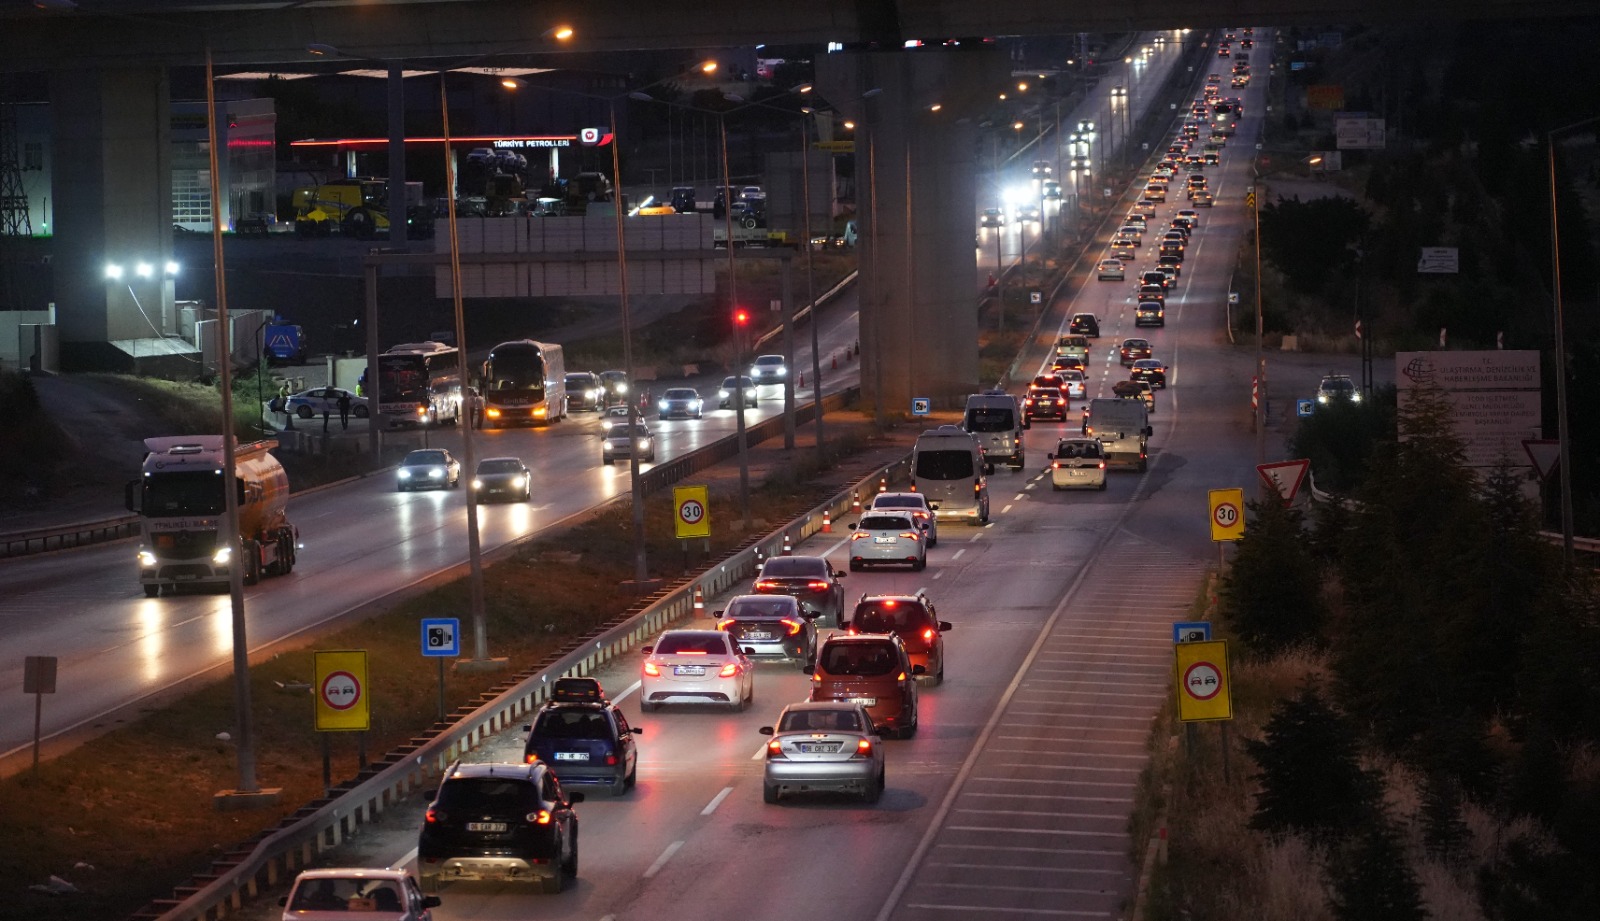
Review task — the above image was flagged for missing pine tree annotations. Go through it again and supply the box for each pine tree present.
[1221,499,1326,655]
[1247,682,1379,843]
[1419,773,1471,865]
[1326,820,1429,921]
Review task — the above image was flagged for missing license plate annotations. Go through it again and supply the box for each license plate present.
[745,631,773,641]
[798,742,842,754]
[466,822,507,832]
[554,751,589,761]
[673,665,705,676]
[848,697,877,706]
[873,536,896,544]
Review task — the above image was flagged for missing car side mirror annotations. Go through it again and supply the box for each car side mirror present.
[568,792,586,804]
[712,610,724,618]
[522,723,532,733]
[912,664,927,676]
[801,664,815,675]
[640,646,653,655]
[928,502,941,510]
[743,647,757,656]
[278,898,288,907]
[630,726,644,735]
[422,896,442,909]
[939,621,953,632]
[1145,426,1154,436]
[834,570,847,579]
[758,726,775,735]
[1046,452,1055,460]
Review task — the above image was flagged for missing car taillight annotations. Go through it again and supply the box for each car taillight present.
[643,661,661,677]
[525,753,538,764]
[425,807,440,823]
[1052,461,1061,469]
[854,738,873,758]
[806,581,830,591]
[812,672,821,683]
[897,672,908,683]
[606,754,617,766]
[717,619,735,631]
[923,628,935,641]
[767,739,783,757]
[782,618,802,635]
[529,810,552,825]
[1098,462,1106,470]
[719,662,739,678]
[900,531,920,541]
[851,531,869,541]
[755,580,779,591]
[974,482,983,495]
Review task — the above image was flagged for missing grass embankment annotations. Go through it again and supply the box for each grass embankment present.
[0,415,888,921]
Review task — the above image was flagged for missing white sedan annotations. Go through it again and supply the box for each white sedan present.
[282,386,368,419]
[1095,259,1126,281]
[639,630,754,712]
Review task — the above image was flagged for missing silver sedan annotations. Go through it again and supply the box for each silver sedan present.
[759,701,885,804]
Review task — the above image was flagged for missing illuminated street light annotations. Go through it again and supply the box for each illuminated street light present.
[104,264,123,280]
[135,261,154,279]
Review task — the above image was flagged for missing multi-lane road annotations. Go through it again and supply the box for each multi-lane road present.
[6,28,1318,921]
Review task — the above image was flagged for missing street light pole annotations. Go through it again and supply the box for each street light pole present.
[608,99,649,582]
[800,112,825,466]
[1545,117,1595,568]
[439,72,491,663]
[719,113,752,529]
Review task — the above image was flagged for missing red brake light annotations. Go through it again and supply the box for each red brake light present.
[1098,462,1106,470]
[923,628,935,641]
[643,661,661,677]
[717,619,735,631]
[719,662,739,678]
[851,531,869,541]
[754,580,779,591]
[806,581,830,591]
[425,808,440,823]
[781,618,803,636]
[900,531,920,541]
[767,739,783,757]
[605,754,617,766]
[530,810,552,825]
[525,753,538,764]
[854,738,873,758]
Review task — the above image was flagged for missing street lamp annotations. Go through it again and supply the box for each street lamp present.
[1545,115,1596,567]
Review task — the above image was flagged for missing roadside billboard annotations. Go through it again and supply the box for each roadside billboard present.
[1395,351,1541,470]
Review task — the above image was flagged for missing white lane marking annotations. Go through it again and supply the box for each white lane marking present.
[902,902,1109,916]
[969,531,984,542]
[642,840,684,879]
[701,786,733,815]
[932,572,944,580]
[1001,504,1013,514]
[751,744,769,761]
[1012,493,1025,501]
[950,549,966,560]
[612,680,643,704]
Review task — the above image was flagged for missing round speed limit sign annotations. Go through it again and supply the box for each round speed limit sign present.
[1209,488,1245,541]
[679,499,704,526]
[1213,503,1239,529]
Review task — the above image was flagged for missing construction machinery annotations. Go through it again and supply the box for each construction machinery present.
[291,177,433,238]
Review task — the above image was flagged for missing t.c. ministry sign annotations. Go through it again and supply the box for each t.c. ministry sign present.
[1395,351,1541,470]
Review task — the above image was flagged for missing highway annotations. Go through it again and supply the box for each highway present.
[205,29,1281,921]
[6,28,1321,921]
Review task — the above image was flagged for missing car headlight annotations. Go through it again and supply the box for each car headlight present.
[749,366,761,376]
[213,546,232,564]
[615,383,628,395]
[637,438,650,448]
[1351,392,1363,403]
[398,469,412,479]
[603,442,615,452]
[775,368,786,377]
[658,400,669,409]
[691,400,702,409]
[1318,394,1330,404]
[138,550,157,567]
[512,476,527,488]
[429,468,443,478]
[718,389,730,399]
[589,388,602,399]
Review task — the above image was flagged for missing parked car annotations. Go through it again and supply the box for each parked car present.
[283,387,368,420]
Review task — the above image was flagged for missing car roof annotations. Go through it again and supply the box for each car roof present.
[857,591,929,605]
[821,632,904,647]
[874,491,927,503]
[755,354,784,362]
[444,761,540,781]
[478,455,524,464]
[657,628,725,639]
[293,868,411,883]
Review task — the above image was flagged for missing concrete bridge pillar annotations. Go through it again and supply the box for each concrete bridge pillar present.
[817,46,1011,414]
[50,66,175,366]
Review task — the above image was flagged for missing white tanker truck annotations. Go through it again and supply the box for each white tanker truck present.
[126,436,298,597]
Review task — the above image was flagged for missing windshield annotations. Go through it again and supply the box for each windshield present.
[565,374,592,387]
[289,877,403,913]
[377,355,426,402]
[1055,441,1103,459]
[478,459,523,474]
[434,777,540,813]
[760,557,827,577]
[654,633,729,655]
[915,448,975,480]
[532,708,612,740]
[859,514,911,531]
[484,348,547,394]
[779,708,863,733]
[143,471,224,517]
[404,451,448,466]
[727,597,798,618]
[964,407,1015,432]
[873,497,924,511]
[852,602,933,633]
[820,642,898,677]
[665,390,697,399]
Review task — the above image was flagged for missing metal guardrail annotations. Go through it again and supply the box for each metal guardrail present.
[146,448,912,921]
[0,514,142,558]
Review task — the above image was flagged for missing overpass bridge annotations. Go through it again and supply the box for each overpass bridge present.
[0,0,1579,406]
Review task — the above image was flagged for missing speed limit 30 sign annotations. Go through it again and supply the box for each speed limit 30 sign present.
[1209,488,1245,542]
[673,485,711,539]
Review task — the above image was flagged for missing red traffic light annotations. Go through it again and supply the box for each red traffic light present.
[733,309,750,326]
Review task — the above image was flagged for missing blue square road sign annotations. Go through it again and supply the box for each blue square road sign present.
[421,618,461,657]
[1173,621,1212,643]
[1296,399,1314,417]
[911,397,932,416]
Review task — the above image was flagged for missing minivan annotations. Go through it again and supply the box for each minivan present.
[911,425,990,525]
[962,391,1025,469]
[1083,398,1153,472]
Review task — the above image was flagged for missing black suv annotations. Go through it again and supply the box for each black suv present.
[564,372,604,412]
[753,555,847,626]
[522,678,642,797]
[417,761,583,893]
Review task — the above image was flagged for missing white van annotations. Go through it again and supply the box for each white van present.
[961,391,1025,469]
[911,425,991,524]
[1083,398,1153,471]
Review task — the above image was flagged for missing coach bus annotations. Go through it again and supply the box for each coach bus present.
[376,341,462,428]
[480,340,567,427]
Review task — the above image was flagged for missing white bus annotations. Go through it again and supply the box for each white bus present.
[480,340,567,427]
[376,341,462,428]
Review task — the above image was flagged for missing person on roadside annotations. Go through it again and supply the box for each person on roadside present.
[337,391,352,430]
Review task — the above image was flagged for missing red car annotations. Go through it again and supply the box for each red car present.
[1120,338,1153,365]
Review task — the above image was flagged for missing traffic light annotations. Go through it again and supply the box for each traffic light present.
[733,308,750,327]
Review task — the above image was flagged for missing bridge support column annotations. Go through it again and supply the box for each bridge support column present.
[50,66,174,367]
[817,47,1010,416]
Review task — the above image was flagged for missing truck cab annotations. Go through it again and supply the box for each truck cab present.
[1083,398,1153,472]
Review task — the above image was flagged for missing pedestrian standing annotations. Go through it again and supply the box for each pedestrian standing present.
[337,392,351,430]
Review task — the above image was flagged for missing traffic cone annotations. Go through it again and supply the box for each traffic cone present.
[822,509,832,533]
[797,372,804,388]
[852,490,861,512]
[693,585,705,613]
[782,533,793,555]
[878,475,887,493]
[831,353,838,370]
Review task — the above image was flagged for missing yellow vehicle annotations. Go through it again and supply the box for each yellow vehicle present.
[292,178,432,238]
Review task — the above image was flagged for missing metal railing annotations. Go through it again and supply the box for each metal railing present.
[143,448,911,921]
[0,514,142,558]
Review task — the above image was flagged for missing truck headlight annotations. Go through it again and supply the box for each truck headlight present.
[213,546,232,564]
[138,551,158,567]
[615,383,628,395]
